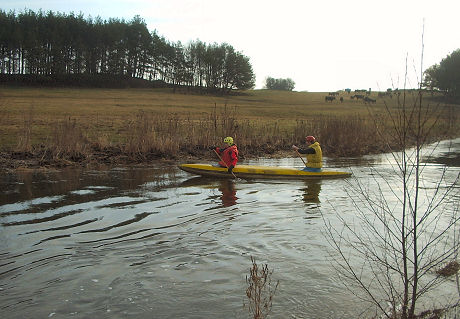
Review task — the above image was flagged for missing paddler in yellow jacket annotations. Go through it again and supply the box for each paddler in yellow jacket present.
[292,135,322,172]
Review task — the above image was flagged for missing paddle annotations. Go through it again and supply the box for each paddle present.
[213,149,238,179]
[294,149,307,166]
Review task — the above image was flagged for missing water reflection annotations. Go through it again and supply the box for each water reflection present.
[180,177,238,207]
[301,180,322,204]
[0,166,180,207]
[1,140,458,319]
[423,152,460,167]
[217,179,238,207]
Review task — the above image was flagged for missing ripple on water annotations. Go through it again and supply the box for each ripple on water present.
[0,149,459,318]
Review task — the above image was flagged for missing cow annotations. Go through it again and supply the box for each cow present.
[364,96,376,103]
[325,96,336,102]
[340,97,344,103]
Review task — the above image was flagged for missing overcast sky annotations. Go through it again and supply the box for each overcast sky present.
[3,0,459,92]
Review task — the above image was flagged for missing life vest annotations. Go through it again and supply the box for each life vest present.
[218,144,239,167]
[306,142,322,168]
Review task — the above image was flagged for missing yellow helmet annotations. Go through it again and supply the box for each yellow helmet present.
[224,136,233,145]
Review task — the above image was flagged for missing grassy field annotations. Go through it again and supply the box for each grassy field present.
[0,86,458,167]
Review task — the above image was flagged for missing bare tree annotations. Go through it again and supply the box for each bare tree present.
[323,53,460,318]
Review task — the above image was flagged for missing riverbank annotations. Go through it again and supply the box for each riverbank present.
[0,145,297,172]
[1,87,458,172]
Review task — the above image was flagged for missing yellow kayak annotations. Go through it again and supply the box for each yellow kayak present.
[178,163,351,180]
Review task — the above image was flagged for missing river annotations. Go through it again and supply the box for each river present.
[1,139,459,318]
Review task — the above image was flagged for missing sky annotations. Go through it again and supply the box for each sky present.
[2,0,459,92]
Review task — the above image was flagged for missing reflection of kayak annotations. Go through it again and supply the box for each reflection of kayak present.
[179,176,218,187]
[179,164,351,180]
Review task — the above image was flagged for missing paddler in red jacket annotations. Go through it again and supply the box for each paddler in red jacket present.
[211,136,239,174]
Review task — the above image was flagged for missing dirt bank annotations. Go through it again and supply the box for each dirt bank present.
[0,146,293,172]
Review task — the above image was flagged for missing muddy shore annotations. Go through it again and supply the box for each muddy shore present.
[0,147,293,172]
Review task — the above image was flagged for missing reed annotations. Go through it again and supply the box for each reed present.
[2,87,458,166]
[10,107,453,163]
[16,107,34,152]
[50,117,90,160]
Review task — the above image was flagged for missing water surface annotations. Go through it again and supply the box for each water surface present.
[1,139,459,318]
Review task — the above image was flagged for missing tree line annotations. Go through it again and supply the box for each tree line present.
[0,10,255,93]
[424,49,460,99]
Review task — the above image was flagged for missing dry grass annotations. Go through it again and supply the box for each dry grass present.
[0,87,458,165]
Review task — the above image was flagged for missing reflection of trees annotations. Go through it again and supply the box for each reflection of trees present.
[0,166,178,205]
[218,180,238,207]
[301,181,321,204]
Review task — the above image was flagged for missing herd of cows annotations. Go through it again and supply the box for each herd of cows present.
[324,89,391,104]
